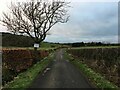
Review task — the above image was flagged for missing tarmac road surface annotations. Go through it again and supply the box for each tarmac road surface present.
[28,49,93,88]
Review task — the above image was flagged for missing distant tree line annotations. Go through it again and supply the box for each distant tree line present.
[1,32,120,47]
[61,42,120,47]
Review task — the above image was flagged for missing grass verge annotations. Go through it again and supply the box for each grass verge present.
[64,50,119,89]
[2,53,54,89]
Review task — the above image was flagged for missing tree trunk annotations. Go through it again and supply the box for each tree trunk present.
[34,47,37,51]
[33,42,40,63]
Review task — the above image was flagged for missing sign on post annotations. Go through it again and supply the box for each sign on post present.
[34,43,39,48]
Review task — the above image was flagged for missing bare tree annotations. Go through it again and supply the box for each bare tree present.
[0,0,69,49]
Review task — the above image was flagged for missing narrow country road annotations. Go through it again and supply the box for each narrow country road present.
[28,49,93,88]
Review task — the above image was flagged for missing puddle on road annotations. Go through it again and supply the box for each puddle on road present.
[42,68,51,76]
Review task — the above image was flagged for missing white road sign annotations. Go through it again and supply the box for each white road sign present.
[34,43,39,48]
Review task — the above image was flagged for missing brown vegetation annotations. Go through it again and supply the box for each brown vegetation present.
[67,48,120,87]
[2,49,52,85]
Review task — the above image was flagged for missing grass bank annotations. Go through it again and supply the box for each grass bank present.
[2,52,54,89]
[64,50,119,89]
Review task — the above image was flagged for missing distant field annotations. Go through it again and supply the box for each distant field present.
[69,46,120,49]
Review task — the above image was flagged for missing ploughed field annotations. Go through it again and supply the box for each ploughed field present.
[67,47,120,87]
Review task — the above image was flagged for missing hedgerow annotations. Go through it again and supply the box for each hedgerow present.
[2,49,52,85]
[67,48,120,87]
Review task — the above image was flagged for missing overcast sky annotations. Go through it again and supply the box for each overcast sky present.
[0,0,119,43]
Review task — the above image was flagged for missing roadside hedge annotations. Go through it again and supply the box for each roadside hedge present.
[2,49,52,85]
[67,47,120,87]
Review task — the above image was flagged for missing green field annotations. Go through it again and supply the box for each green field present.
[69,46,120,49]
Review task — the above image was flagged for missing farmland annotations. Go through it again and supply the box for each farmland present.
[1,33,120,88]
[1,45,120,88]
[0,0,119,88]
[66,47,120,87]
